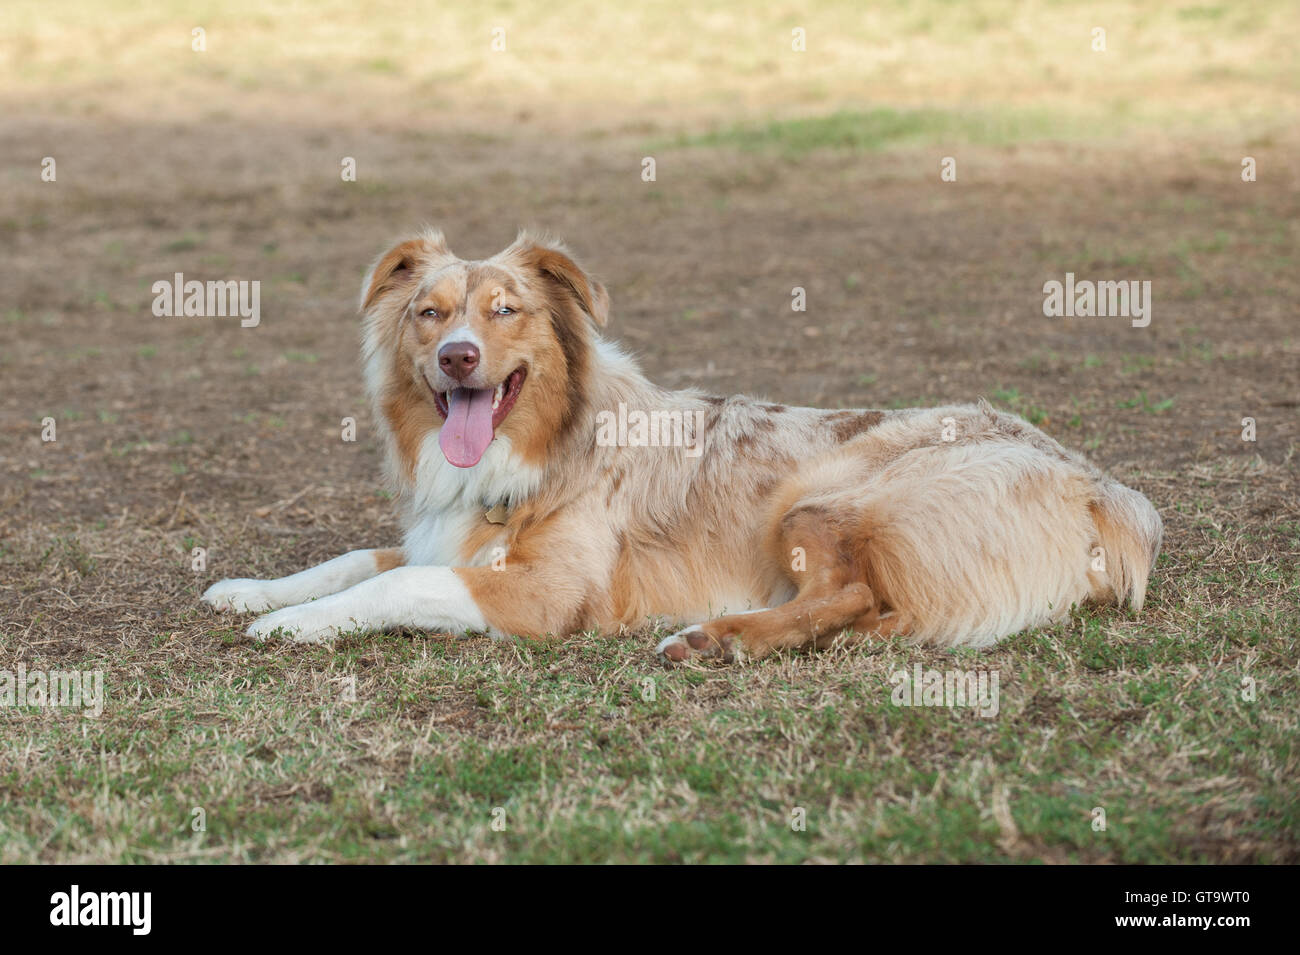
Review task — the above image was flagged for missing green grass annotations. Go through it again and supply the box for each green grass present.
[162,232,205,253]
[3,500,1297,863]
[1118,390,1175,414]
[667,107,1078,156]
[1,595,1294,863]
[989,386,1050,426]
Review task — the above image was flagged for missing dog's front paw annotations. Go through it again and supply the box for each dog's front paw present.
[202,578,282,613]
[246,603,348,644]
[656,625,744,667]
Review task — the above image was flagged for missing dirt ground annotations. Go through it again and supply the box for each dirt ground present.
[4,121,1296,582]
[0,2,1296,863]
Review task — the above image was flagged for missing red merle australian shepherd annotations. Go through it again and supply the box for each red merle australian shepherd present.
[203,230,1163,665]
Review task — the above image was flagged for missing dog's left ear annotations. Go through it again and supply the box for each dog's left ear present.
[360,230,454,312]
[509,233,609,327]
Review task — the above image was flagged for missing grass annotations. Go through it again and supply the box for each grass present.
[0,612,1294,863]
[668,107,1079,155]
[1118,390,1175,414]
[1,471,1296,863]
[3,0,1297,133]
[989,386,1050,426]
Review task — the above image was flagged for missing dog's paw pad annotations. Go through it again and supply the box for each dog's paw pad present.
[656,626,740,666]
[656,630,694,664]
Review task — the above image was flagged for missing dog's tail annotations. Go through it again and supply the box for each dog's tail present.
[1089,481,1163,610]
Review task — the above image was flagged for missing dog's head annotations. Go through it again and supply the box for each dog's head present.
[361,229,609,476]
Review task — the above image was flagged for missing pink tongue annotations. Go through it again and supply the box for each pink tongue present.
[439,387,496,468]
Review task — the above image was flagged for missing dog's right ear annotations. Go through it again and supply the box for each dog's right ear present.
[505,231,610,328]
[360,230,452,311]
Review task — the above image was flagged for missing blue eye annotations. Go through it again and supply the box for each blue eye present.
[495,306,515,316]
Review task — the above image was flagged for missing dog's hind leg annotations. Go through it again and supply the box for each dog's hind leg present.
[656,584,872,664]
[657,504,901,664]
[814,606,913,650]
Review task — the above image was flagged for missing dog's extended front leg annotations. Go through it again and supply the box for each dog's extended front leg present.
[203,548,404,613]
[248,517,603,644]
[246,565,490,643]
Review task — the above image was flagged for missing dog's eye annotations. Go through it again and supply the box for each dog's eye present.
[419,308,439,318]
[495,306,515,316]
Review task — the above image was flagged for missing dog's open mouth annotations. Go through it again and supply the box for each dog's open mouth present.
[432,366,527,468]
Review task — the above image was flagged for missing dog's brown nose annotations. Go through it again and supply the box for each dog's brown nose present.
[438,341,480,381]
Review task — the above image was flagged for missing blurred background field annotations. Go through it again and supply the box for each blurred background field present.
[4,0,1298,134]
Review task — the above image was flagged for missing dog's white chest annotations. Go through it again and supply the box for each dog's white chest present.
[400,432,539,568]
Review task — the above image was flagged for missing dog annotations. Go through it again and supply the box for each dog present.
[202,229,1163,665]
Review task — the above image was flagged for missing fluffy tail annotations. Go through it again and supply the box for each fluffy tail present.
[1089,482,1163,610]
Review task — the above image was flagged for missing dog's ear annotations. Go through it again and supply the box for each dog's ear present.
[508,232,609,327]
[360,230,452,311]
